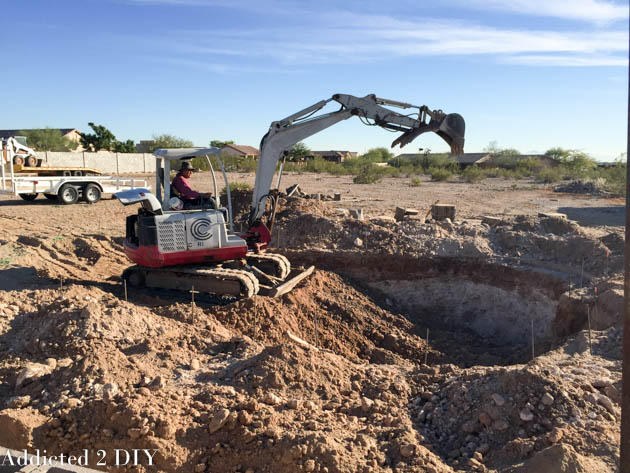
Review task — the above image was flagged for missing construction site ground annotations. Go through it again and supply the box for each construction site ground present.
[0,171,625,473]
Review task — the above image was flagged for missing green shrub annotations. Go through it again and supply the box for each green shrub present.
[536,168,562,183]
[460,165,485,183]
[353,164,386,184]
[429,167,452,181]
[410,177,422,187]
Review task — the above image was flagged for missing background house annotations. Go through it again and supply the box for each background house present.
[0,128,84,151]
[311,150,354,163]
[221,144,259,158]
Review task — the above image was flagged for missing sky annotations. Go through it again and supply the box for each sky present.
[2,0,628,160]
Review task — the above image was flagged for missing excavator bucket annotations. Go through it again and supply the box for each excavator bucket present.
[391,111,466,155]
[437,113,465,156]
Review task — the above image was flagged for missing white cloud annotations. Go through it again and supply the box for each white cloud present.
[458,0,628,24]
[502,54,628,66]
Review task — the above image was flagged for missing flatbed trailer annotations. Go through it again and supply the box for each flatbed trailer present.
[11,165,104,176]
[0,171,149,205]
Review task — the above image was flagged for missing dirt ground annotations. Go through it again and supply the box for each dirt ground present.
[0,171,625,473]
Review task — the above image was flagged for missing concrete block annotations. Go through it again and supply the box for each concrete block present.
[84,152,117,174]
[334,192,342,201]
[431,204,455,221]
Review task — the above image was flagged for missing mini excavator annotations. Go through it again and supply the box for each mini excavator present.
[115,93,465,298]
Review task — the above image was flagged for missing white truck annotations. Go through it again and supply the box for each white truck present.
[0,137,149,204]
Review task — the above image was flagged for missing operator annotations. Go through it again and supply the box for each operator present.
[171,161,214,209]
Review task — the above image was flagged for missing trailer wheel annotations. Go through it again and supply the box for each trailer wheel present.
[44,193,58,200]
[62,170,72,177]
[83,184,101,204]
[25,155,37,167]
[12,155,24,166]
[73,170,83,176]
[19,193,38,201]
[58,184,79,205]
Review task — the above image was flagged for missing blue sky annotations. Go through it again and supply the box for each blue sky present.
[2,0,628,159]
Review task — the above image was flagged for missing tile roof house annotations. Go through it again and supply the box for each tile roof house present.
[0,128,83,151]
[311,151,354,163]
[221,144,259,158]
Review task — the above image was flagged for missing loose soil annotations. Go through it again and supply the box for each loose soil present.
[0,172,623,473]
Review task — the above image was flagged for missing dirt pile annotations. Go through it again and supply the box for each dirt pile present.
[0,186,624,473]
[554,180,607,196]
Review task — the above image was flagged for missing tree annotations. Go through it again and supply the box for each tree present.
[287,142,311,161]
[210,139,234,149]
[80,123,117,152]
[361,147,394,163]
[18,128,77,152]
[113,139,137,153]
[148,134,194,152]
[545,147,596,172]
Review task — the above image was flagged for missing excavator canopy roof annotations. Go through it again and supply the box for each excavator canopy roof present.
[153,147,221,160]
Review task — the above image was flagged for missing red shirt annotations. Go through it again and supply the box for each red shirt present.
[172,173,201,200]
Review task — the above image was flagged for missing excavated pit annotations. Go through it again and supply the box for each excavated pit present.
[281,250,586,366]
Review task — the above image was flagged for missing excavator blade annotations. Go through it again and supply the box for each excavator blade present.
[391,112,465,155]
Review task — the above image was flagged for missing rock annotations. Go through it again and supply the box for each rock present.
[547,427,564,444]
[287,399,300,409]
[603,385,620,403]
[45,358,57,369]
[103,383,119,403]
[492,419,509,431]
[194,464,206,472]
[138,387,151,396]
[238,410,252,426]
[263,392,281,406]
[304,459,316,472]
[597,395,616,415]
[64,398,81,408]
[15,362,53,388]
[190,359,201,370]
[478,412,492,427]
[303,400,316,410]
[7,396,31,408]
[127,428,142,439]
[336,208,349,217]
[400,444,416,458]
[519,408,534,422]
[209,409,231,433]
[353,237,363,247]
[592,377,613,388]
[360,397,374,413]
[491,393,505,406]
[461,420,479,434]
[473,451,483,462]
[541,393,554,406]
[349,208,364,220]
[148,376,164,391]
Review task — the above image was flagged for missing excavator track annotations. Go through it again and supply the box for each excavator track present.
[123,265,259,298]
[246,253,291,279]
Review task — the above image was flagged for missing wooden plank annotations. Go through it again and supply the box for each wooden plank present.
[268,265,315,298]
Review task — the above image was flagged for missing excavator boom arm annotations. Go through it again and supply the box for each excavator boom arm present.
[248,93,465,226]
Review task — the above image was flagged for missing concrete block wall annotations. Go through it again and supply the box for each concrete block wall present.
[34,151,154,174]
[118,153,146,173]
[84,152,118,174]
